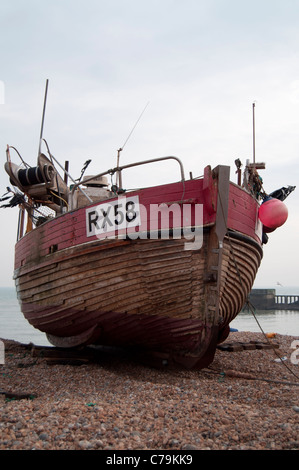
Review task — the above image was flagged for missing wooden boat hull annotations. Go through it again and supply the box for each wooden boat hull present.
[13,165,263,368]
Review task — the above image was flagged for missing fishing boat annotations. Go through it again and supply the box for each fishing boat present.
[1,89,294,368]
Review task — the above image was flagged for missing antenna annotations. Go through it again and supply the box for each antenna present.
[38,79,49,157]
[121,101,150,152]
[116,101,150,187]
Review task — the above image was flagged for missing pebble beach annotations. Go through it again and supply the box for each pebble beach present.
[0,331,298,451]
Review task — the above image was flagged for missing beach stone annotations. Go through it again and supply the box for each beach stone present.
[1,333,299,451]
[93,439,104,449]
[182,443,200,450]
[78,440,93,450]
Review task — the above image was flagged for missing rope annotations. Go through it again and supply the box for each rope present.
[244,299,299,380]
[205,367,299,387]
[50,190,69,209]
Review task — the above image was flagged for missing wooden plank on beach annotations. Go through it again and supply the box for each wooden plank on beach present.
[217,341,280,352]
[0,390,37,400]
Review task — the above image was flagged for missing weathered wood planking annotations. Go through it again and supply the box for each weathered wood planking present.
[16,230,261,345]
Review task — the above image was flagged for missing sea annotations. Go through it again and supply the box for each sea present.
[0,286,299,347]
[0,287,51,346]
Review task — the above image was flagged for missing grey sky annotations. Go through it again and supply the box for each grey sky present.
[0,0,298,287]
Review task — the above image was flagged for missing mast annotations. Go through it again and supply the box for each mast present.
[38,79,49,157]
[252,102,256,164]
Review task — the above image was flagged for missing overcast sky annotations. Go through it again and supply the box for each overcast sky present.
[0,0,298,288]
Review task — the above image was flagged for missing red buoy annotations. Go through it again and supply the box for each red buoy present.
[258,198,288,232]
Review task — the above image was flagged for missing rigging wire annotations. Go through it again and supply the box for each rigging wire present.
[7,146,30,168]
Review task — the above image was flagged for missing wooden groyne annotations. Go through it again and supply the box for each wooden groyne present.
[244,289,299,311]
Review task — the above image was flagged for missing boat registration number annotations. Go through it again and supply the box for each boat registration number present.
[86,196,141,238]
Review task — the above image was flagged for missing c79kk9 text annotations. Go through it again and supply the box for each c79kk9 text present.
[106,454,193,467]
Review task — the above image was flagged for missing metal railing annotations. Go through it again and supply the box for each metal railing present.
[69,155,185,210]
